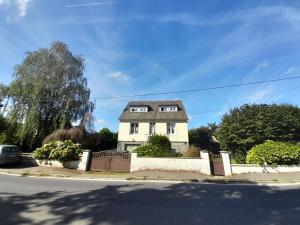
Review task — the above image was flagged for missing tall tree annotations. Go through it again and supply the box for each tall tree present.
[4,42,94,149]
[217,104,300,163]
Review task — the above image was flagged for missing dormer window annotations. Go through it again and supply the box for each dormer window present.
[159,105,178,112]
[130,106,148,112]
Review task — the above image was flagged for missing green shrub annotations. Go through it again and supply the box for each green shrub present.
[135,144,173,157]
[33,140,82,162]
[148,134,171,150]
[246,140,300,165]
[217,104,300,162]
[183,145,200,157]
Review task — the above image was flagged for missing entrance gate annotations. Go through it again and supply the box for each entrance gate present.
[90,151,131,172]
[210,154,225,176]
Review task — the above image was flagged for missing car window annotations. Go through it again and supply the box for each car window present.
[1,147,10,154]
[1,147,18,154]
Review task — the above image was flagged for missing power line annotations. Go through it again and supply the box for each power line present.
[7,75,300,103]
[189,85,300,117]
[0,32,25,57]
[92,75,300,100]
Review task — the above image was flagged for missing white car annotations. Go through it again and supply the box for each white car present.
[0,145,22,165]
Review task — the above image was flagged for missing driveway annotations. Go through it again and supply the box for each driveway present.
[0,174,299,225]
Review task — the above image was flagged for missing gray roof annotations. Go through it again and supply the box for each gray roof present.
[119,100,189,122]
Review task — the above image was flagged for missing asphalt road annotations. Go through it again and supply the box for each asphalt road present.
[0,174,299,225]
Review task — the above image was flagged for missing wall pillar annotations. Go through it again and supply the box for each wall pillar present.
[130,152,138,172]
[200,150,211,175]
[220,151,232,176]
[78,150,91,171]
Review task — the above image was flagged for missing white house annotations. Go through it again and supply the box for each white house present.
[117,100,189,152]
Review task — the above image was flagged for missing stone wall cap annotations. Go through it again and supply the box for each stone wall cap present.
[82,149,91,152]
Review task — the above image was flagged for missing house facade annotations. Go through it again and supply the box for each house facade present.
[117,100,189,152]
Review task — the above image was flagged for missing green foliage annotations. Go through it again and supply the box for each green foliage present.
[0,115,6,129]
[43,127,118,152]
[98,128,118,150]
[81,128,117,151]
[0,133,7,144]
[135,135,173,157]
[148,134,171,150]
[135,144,173,157]
[189,123,220,153]
[4,42,94,150]
[217,104,300,163]
[246,141,300,165]
[81,132,101,151]
[183,145,200,157]
[0,115,19,145]
[33,140,81,162]
[0,115,8,144]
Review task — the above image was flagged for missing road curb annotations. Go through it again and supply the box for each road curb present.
[1,170,300,186]
[128,176,300,185]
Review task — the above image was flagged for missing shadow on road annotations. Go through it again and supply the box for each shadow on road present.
[0,181,299,225]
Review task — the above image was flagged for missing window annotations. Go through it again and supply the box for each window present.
[130,108,138,112]
[130,107,148,112]
[159,106,178,112]
[130,123,139,134]
[149,122,155,134]
[167,123,176,135]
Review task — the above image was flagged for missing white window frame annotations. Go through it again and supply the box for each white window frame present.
[167,123,176,135]
[130,107,148,112]
[159,106,178,112]
[130,123,139,134]
[149,122,155,135]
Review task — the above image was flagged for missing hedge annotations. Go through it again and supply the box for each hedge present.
[148,134,171,150]
[246,140,300,165]
[135,144,173,157]
[135,135,173,157]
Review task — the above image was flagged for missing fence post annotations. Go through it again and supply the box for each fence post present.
[79,150,91,171]
[200,150,211,175]
[220,151,232,176]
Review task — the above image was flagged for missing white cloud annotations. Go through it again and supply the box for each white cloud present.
[281,66,296,77]
[247,86,274,102]
[106,71,131,82]
[0,0,32,20]
[253,61,269,73]
[95,119,106,125]
[16,0,31,17]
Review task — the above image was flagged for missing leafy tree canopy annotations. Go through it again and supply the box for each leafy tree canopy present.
[189,123,219,152]
[98,128,117,150]
[3,42,94,149]
[217,104,300,163]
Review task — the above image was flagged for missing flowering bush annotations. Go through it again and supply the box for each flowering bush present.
[33,140,81,162]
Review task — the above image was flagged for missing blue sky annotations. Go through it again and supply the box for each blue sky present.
[1,0,300,131]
